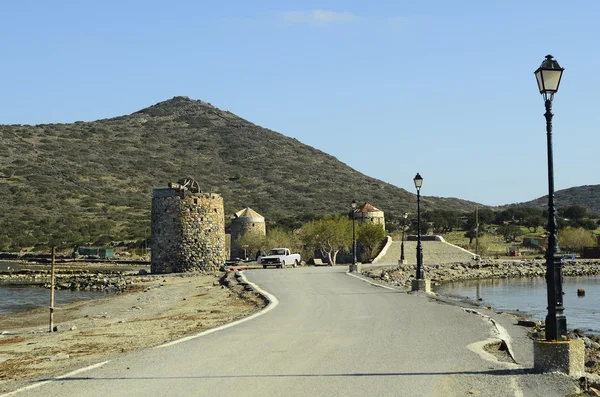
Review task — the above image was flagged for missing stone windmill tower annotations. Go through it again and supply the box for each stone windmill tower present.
[150,179,227,273]
[230,207,266,259]
[354,202,385,228]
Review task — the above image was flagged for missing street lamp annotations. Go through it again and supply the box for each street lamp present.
[399,212,408,265]
[535,54,566,341]
[413,173,424,280]
[351,200,357,271]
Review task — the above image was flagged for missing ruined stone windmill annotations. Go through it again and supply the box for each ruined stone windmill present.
[150,178,226,273]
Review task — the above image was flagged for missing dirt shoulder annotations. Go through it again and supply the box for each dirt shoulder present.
[0,271,266,394]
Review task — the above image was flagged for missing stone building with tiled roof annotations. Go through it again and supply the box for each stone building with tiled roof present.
[230,207,266,259]
[353,202,385,228]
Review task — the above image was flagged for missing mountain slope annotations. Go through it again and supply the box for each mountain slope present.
[519,185,600,215]
[0,96,479,249]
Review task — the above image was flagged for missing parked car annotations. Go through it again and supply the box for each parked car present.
[258,248,301,269]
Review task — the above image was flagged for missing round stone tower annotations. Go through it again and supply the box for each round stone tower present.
[354,202,385,227]
[151,179,227,273]
[230,207,266,259]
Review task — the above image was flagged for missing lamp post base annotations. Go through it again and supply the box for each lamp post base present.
[411,279,431,293]
[349,263,361,273]
[533,339,584,376]
[398,259,406,265]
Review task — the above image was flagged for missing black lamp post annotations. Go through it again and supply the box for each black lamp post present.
[413,173,424,280]
[535,54,566,341]
[399,212,408,264]
[351,200,357,269]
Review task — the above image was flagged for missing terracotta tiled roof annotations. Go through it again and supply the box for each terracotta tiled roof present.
[234,207,264,220]
[356,202,382,213]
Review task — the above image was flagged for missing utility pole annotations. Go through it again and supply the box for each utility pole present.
[49,246,56,332]
[475,207,479,257]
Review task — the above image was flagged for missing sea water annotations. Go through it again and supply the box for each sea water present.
[0,285,111,315]
[0,260,122,316]
[435,275,600,333]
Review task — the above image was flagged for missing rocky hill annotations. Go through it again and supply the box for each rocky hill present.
[0,96,479,249]
[518,185,600,215]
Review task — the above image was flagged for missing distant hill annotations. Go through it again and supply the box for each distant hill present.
[517,185,600,215]
[0,96,479,249]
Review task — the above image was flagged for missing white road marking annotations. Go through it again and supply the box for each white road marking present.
[1,361,110,396]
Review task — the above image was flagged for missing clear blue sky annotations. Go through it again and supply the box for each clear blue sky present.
[2,1,598,206]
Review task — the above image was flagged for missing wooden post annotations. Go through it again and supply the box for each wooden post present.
[49,246,56,332]
[475,207,479,257]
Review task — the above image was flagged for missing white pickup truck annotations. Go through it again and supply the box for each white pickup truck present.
[259,248,301,269]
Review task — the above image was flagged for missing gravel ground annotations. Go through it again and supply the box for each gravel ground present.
[0,271,265,393]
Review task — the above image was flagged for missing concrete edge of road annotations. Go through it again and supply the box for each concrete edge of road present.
[2,272,280,396]
[442,240,477,257]
[345,270,525,370]
[371,236,393,264]
[345,270,401,291]
[462,308,521,369]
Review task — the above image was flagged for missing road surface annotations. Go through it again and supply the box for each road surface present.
[7,267,577,396]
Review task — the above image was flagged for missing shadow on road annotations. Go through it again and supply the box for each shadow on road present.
[46,368,531,383]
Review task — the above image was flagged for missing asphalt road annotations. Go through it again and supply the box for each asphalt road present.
[8,267,578,397]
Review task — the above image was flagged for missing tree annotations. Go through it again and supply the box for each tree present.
[559,227,596,253]
[464,208,494,230]
[464,228,483,245]
[425,210,461,233]
[299,215,351,265]
[275,213,320,231]
[523,215,545,233]
[493,208,515,224]
[266,228,301,253]
[0,235,11,251]
[409,218,430,236]
[237,232,267,259]
[497,224,524,243]
[463,208,493,244]
[576,218,599,231]
[357,223,386,262]
[464,221,489,245]
[561,205,588,221]
[513,207,542,223]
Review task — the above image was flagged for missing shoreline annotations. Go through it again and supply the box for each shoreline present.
[364,258,600,288]
[0,270,266,392]
[363,258,600,330]
[0,261,152,298]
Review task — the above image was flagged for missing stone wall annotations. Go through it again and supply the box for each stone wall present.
[366,259,600,289]
[230,218,266,259]
[355,210,385,227]
[151,188,227,273]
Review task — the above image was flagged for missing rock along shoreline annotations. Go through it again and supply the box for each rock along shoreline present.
[365,258,600,289]
[0,270,155,292]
